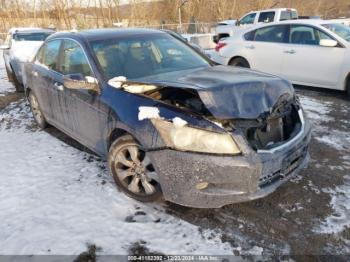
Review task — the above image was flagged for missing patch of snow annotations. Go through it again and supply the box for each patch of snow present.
[108,76,127,88]
[173,117,187,128]
[299,95,333,125]
[123,84,158,94]
[108,77,158,93]
[0,100,232,255]
[138,106,161,121]
[315,175,350,234]
[315,132,350,151]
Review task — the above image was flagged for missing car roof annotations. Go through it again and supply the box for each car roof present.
[48,28,166,42]
[9,27,54,34]
[247,8,297,14]
[240,19,334,33]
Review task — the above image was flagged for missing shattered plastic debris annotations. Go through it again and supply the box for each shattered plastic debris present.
[138,106,161,121]
[172,117,188,128]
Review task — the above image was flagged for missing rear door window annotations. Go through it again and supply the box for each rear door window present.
[41,40,62,71]
[244,30,256,41]
[258,12,275,23]
[60,40,92,77]
[280,10,298,21]
[254,25,289,43]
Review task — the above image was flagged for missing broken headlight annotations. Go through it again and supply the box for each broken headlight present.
[152,119,241,155]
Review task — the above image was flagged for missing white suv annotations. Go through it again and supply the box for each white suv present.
[0,28,54,91]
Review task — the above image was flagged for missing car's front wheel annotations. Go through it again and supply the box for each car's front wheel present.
[108,135,162,202]
[7,65,24,92]
[28,91,47,129]
[229,57,250,68]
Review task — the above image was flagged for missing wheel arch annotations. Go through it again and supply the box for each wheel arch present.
[107,128,141,151]
[345,72,350,91]
[228,56,250,67]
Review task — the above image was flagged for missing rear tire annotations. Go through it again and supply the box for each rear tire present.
[28,91,47,129]
[229,57,250,68]
[108,134,163,202]
[346,76,350,98]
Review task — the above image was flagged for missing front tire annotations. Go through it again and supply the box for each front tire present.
[8,65,24,92]
[108,135,162,202]
[5,65,14,82]
[28,91,47,129]
[229,57,250,68]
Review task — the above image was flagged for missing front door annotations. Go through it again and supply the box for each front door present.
[59,39,106,153]
[281,24,346,88]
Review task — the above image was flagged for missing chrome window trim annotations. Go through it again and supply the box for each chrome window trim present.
[36,37,96,78]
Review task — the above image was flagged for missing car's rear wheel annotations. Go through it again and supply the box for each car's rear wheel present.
[229,57,250,68]
[108,135,162,202]
[8,65,24,92]
[346,75,350,98]
[28,91,47,129]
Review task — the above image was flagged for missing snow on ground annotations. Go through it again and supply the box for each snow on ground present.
[300,95,350,237]
[0,100,232,255]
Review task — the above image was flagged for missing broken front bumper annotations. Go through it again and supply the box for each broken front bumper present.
[148,119,311,208]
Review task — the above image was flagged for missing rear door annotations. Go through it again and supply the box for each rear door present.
[257,11,275,24]
[280,24,346,88]
[31,39,63,122]
[245,25,289,75]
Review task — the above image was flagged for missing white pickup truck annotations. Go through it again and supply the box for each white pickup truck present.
[214,8,298,43]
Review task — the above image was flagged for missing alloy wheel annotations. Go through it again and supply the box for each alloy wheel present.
[113,144,159,196]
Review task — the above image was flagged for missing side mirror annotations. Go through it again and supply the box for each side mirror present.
[213,35,219,44]
[0,44,10,50]
[235,20,240,26]
[63,74,99,93]
[320,39,338,47]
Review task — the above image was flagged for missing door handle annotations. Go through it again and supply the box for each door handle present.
[54,82,64,91]
[284,49,296,54]
[245,45,255,49]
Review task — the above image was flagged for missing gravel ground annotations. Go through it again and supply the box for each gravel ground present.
[0,56,349,258]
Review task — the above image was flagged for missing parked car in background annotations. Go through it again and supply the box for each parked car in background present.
[212,20,350,94]
[0,27,54,91]
[214,8,298,43]
[24,28,310,208]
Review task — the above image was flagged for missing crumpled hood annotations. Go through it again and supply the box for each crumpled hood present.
[10,41,43,62]
[133,65,295,119]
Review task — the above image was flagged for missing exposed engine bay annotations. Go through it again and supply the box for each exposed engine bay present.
[144,86,302,151]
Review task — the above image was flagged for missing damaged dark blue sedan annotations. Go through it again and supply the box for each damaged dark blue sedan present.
[24,28,311,208]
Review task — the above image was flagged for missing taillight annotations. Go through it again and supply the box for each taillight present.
[215,42,227,52]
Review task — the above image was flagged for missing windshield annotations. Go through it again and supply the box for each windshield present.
[323,23,350,42]
[13,32,52,42]
[90,33,210,80]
